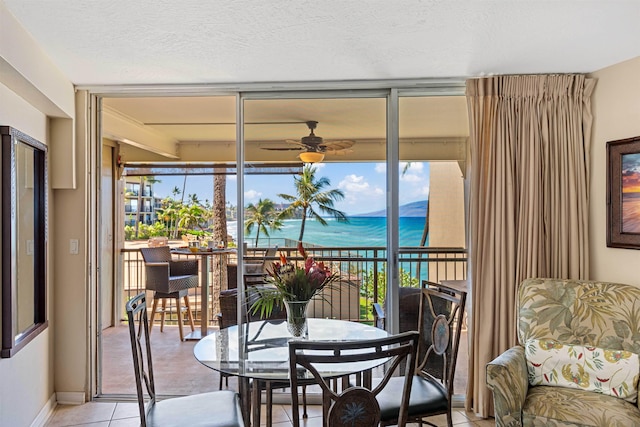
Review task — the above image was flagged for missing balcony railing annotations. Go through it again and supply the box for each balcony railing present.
[118,245,467,327]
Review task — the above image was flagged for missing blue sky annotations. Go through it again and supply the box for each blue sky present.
[152,162,429,216]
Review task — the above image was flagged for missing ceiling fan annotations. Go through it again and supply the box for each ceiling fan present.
[260,121,355,162]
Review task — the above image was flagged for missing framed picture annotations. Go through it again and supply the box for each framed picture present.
[607,136,640,249]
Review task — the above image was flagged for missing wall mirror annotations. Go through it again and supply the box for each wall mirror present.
[1,126,48,358]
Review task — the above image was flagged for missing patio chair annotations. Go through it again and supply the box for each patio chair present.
[243,245,278,286]
[125,292,244,427]
[140,246,199,341]
[376,286,467,427]
[288,331,420,427]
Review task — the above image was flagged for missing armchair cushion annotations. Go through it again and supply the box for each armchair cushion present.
[525,338,640,402]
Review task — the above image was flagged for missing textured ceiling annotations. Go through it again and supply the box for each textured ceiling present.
[3,0,640,86]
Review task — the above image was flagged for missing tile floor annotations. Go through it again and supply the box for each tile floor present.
[45,400,494,427]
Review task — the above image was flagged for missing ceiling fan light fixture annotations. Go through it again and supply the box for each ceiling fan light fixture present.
[299,151,325,163]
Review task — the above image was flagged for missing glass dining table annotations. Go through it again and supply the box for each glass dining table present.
[193,318,390,426]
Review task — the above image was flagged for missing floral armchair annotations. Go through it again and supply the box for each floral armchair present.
[487,278,640,427]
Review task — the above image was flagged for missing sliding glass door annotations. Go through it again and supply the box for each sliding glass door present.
[239,94,388,325]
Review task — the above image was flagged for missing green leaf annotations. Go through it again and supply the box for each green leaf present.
[613,320,631,339]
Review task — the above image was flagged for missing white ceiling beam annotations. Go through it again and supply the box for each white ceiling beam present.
[102,105,179,159]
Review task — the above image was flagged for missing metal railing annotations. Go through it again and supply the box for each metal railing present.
[118,245,467,326]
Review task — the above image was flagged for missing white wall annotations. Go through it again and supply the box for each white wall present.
[0,82,53,427]
[590,56,640,284]
[1,2,78,425]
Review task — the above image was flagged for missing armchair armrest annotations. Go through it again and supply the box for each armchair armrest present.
[169,259,198,276]
[486,345,528,426]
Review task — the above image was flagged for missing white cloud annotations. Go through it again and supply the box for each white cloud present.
[337,174,385,208]
[400,173,422,183]
[244,189,262,200]
[375,163,386,173]
[401,162,424,173]
[399,162,426,184]
[339,174,370,192]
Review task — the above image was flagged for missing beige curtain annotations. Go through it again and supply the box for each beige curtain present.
[465,75,595,417]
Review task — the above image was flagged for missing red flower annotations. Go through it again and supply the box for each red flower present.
[261,241,339,303]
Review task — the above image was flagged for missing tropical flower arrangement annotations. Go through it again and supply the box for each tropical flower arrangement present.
[250,241,339,319]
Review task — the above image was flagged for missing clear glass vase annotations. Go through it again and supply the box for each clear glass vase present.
[283,299,310,338]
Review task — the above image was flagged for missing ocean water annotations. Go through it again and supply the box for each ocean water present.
[623,194,640,233]
[231,216,428,247]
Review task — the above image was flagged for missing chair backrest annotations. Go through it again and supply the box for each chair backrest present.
[263,245,278,259]
[218,287,286,328]
[288,331,419,427]
[125,292,156,425]
[415,286,467,401]
[140,246,172,263]
[518,278,640,350]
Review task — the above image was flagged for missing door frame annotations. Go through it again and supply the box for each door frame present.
[87,78,467,398]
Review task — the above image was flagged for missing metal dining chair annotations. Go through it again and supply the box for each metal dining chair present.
[376,286,467,427]
[125,292,245,427]
[288,331,420,427]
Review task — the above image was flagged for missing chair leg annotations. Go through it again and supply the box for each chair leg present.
[184,295,195,331]
[176,297,185,341]
[266,382,273,427]
[160,298,167,332]
[302,385,307,418]
[218,373,230,390]
[252,380,262,426]
[149,297,159,333]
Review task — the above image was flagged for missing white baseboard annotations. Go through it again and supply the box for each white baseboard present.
[55,391,86,405]
[31,393,57,427]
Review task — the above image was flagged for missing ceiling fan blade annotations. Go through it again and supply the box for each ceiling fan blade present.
[325,148,354,156]
[320,140,356,151]
[260,146,303,151]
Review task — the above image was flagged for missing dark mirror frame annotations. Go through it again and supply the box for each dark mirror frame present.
[1,126,48,358]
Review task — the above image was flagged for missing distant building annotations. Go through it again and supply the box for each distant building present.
[124,177,162,228]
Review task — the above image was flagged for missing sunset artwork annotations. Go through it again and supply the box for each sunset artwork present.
[621,152,640,233]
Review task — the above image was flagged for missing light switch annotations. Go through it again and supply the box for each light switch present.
[26,239,34,256]
[70,239,79,255]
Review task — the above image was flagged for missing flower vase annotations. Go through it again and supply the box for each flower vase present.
[283,299,310,338]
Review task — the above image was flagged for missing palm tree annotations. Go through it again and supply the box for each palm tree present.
[402,163,430,247]
[244,198,282,247]
[212,174,228,245]
[169,186,183,238]
[278,165,348,242]
[177,201,207,232]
